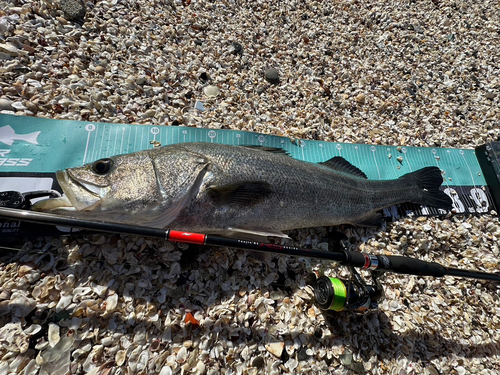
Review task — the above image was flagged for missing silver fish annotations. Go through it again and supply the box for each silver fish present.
[32,142,452,239]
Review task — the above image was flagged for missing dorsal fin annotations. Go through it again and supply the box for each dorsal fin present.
[242,145,290,156]
[320,156,367,179]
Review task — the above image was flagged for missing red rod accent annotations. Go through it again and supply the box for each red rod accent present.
[168,230,206,245]
[363,254,370,269]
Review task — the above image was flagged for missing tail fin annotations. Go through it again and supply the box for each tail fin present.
[400,167,452,210]
[21,131,41,145]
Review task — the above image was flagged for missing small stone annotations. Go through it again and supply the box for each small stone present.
[251,356,265,369]
[24,101,38,113]
[297,347,310,361]
[265,341,284,358]
[340,350,353,365]
[11,101,26,111]
[313,327,323,339]
[264,68,280,84]
[485,91,497,99]
[195,101,205,111]
[256,86,267,95]
[144,109,156,118]
[22,44,36,55]
[60,0,86,22]
[95,66,105,75]
[355,93,365,104]
[232,42,243,56]
[412,24,425,33]
[351,362,365,374]
[56,16,69,25]
[305,272,317,286]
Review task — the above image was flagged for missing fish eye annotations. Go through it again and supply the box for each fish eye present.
[92,158,113,175]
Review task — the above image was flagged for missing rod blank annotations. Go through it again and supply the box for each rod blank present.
[0,207,499,282]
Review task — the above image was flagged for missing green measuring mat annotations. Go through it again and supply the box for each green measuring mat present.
[0,114,497,232]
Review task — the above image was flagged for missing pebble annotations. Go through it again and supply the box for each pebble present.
[355,93,366,104]
[297,347,310,361]
[22,44,36,54]
[0,98,14,110]
[264,68,280,84]
[95,66,105,75]
[232,42,243,56]
[199,72,209,81]
[0,1,499,375]
[60,0,86,22]
[251,356,265,369]
[340,350,353,366]
[485,91,497,99]
[11,101,27,111]
[313,327,323,339]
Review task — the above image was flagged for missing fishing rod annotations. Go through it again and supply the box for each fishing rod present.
[1,203,499,313]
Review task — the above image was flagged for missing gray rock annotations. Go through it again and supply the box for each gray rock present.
[297,347,310,361]
[340,350,353,365]
[60,0,86,23]
[232,42,243,56]
[251,356,265,369]
[485,91,497,99]
[0,98,14,111]
[265,68,280,84]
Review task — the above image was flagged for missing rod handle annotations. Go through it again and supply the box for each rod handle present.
[381,255,447,277]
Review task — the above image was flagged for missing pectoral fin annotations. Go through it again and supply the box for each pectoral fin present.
[207,181,273,206]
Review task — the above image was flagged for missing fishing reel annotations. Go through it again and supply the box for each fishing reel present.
[312,267,384,314]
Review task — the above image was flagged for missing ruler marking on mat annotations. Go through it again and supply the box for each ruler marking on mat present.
[0,114,496,217]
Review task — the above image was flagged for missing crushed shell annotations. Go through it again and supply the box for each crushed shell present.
[0,0,500,374]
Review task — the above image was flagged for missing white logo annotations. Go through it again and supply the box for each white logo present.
[0,149,32,167]
[0,125,40,146]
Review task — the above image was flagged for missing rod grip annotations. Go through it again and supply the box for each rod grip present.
[381,255,447,277]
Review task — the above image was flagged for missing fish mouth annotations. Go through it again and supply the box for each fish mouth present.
[32,170,102,212]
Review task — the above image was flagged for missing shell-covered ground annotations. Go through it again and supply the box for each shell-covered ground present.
[0,0,499,374]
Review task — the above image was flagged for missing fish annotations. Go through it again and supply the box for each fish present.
[0,125,40,146]
[32,142,453,239]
